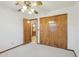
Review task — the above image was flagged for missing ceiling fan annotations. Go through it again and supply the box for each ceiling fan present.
[16,1,43,14]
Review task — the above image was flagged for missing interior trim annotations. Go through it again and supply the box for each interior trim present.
[64,49,77,57]
[0,43,77,57]
[37,43,77,57]
[0,43,24,54]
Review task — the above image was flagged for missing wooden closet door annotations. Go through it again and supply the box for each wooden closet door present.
[40,14,67,49]
[23,19,31,44]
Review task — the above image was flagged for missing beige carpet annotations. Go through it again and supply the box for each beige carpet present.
[0,43,75,57]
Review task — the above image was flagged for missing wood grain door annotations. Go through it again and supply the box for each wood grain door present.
[40,14,67,49]
[23,19,31,44]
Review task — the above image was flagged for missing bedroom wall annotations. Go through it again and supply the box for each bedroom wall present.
[31,6,79,56]
[0,4,24,52]
[74,2,79,56]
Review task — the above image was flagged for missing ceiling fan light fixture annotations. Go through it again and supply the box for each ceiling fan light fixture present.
[16,1,43,14]
[32,1,43,7]
[23,5,27,10]
[32,2,37,6]
[21,9,25,12]
[28,11,32,14]
[31,9,35,12]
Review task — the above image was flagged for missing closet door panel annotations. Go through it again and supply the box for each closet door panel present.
[40,18,50,45]
[40,14,67,49]
[23,19,31,44]
[53,14,67,49]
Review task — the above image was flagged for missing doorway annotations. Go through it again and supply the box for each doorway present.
[23,19,37,44]
[31,20,37,43]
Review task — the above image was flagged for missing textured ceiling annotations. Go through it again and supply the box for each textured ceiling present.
[0,1,76,19]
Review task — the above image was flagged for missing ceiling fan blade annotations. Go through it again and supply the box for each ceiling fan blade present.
[18,9,21,11]
[34,10,38,14]
[36,1,43,6]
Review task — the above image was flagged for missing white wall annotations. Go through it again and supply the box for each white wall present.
[32,6,79,56]
[0,4,24,52]
[74,2,79,56]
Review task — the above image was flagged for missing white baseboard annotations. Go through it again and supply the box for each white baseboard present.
[75,50,79,57]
